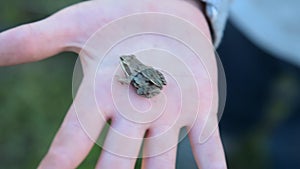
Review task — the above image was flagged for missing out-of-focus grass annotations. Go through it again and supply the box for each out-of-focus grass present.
[0,54,75,168]
[0,1,101,168]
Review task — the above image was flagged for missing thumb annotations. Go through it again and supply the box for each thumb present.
[0,2,88,66]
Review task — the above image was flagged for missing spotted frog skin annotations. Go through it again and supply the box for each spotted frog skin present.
[118,55,167,98]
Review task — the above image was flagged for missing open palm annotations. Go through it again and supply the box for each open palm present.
[0,0,227,169]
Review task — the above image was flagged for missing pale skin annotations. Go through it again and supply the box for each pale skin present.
[0,0,227,168]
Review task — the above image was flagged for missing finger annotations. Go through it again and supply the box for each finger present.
[38,81,107,169]
[142,126,180,169]
[0,19,66,66]
[95,117,147,169]
[0,1,91,66]
[188,119,227,169]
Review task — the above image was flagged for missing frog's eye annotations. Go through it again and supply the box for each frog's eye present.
[120,55,131,61]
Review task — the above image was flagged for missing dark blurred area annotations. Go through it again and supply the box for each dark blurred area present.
[218,21,300,169]
[1,1,300,169]
[177,20,300,169]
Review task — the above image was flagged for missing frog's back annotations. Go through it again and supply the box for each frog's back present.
[141,68,167,88]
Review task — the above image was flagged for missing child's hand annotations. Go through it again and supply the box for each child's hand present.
[0,1,227,169]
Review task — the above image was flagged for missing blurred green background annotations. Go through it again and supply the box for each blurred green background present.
[0,0,102,168]
[1,1,300,169]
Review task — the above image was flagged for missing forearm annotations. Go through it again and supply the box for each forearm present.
[154,0,212,40]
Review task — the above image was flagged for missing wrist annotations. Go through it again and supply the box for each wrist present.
[148,0,212,41]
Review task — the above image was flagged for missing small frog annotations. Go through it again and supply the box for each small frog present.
[118,55,167,98]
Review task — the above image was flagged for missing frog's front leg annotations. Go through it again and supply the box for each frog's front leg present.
[118,75,134,85]
[118,77,130,85]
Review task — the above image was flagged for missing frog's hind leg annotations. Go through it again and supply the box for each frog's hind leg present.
[136,86,160,98]
[156,70,167,85]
